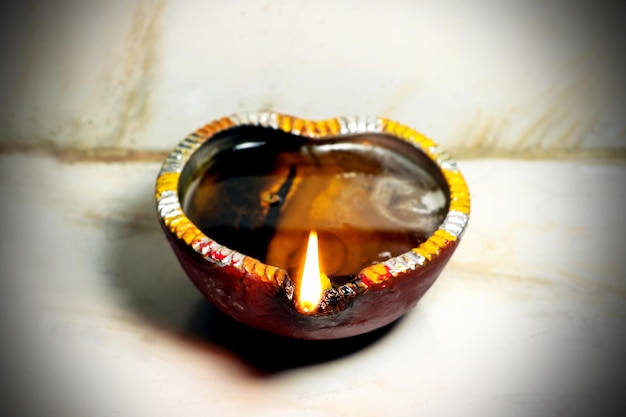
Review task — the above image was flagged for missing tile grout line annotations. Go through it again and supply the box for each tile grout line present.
[1,143,625,163]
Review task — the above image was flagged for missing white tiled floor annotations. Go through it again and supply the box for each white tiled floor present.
[1,155,625,416]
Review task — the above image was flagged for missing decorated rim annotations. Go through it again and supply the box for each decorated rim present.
[155,112,470,311]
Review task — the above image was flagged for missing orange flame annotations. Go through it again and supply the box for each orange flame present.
[296,230,331,314]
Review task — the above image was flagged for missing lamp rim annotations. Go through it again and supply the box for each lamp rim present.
[155,112,470,314]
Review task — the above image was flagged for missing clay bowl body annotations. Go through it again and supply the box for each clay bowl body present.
[155,113,470,340]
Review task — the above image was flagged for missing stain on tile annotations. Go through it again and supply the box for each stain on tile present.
[109,0,165,147]
[380,80,419,116]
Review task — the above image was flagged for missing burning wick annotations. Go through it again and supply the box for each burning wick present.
[296,230,331,314]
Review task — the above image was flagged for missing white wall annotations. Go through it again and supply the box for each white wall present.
[1,0,624,151]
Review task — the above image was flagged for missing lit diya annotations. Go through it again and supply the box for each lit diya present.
[155,113,470,339]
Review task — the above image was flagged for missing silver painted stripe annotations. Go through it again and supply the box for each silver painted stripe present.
[338,117,349,134]
[236,113,250,126]
[172,148,193,161]
[440,160,458,171]
[191,237,210,252]
[157,195,179,208]
[158,190,177,199]
[447,210,469,225]
[167,151,184,161]
[182,136,199,146]
[221,251,234,266]
[229,113,242,125]
[442,222,463,237]
[248,112,259,126]
[258,112,270,127]
[159,163,182,174]
[346,116,358,133]
[268,113,279,129]
[403,251,425,268]
[160,207,182,219]
[355,116,367,132]
[158,202,179,215]
[230,252,245,269]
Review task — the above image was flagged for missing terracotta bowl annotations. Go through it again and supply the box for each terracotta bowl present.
[155,113,470,340]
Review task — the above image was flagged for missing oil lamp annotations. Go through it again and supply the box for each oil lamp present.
[155,113,470,339]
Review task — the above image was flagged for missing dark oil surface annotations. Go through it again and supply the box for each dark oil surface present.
[183,130,447,285]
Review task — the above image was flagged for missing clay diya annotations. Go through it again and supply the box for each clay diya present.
[155,113,470,339]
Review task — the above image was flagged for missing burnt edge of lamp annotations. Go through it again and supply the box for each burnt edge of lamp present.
[155,113,470,340]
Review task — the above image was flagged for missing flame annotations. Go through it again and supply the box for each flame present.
[296,230,330,314]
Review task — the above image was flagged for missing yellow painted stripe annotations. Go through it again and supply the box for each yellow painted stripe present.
[449,185,470,195]
[243,257,258,273]
[415,137,436,149]
[156,172,180,184]
[401,128,418,140]
[451,196,470,204]
[264,265,279,282]
[383,119,398,134]
[447,176,467,187]
[292,117,304,133]
[421,240,440,255]
[429,235,448,248]
[167,215,188,229]
[175,221,193,239]
[196,124,215,139]
[302,119,315,137]
[182,226,205,245]
[413,247,433,261]
[278,114,293,132]
[218,117,234,130]
[442,171,465,182]
[362,263,389,284]
[434,229,457,243]
[392,123,408,137]
[326,118,340,135]
[252,260,267,278]
[315,120,329,136]
[449,202,470,214]
[164,213,184,227]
